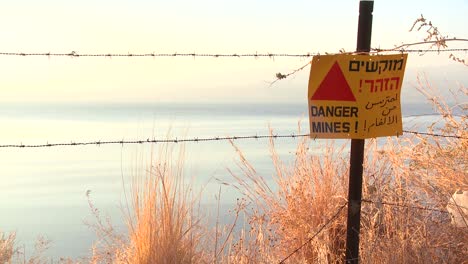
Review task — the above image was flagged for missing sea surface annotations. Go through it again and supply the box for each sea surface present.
[0,102,438,260]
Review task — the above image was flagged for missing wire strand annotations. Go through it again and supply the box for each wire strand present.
[361,199,450,214]
[0,130,465,149]
[0,48,466,58]
[0,52,317,58]
[402,130,466,139]
[0,134,310,149]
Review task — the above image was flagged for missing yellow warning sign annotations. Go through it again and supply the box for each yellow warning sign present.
[308,54,408,139]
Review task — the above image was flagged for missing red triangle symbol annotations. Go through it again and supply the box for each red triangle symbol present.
[311,62,356,101]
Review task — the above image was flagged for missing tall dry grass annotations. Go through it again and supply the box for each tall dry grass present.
[86,76,466,264]
[89,144,208,264]
[224,76,467,263]
[0,231,15,263]
[0,232,50,264]
[356,78,467,263]
[224,137,349,263]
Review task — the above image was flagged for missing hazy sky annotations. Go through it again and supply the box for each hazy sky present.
[0,0,466,103]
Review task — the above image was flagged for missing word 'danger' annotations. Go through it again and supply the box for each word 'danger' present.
[308,53,408,139]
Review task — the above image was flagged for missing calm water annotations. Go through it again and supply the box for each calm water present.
[0,102,437,260]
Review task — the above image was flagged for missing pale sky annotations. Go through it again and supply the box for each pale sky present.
[0,0,466,103]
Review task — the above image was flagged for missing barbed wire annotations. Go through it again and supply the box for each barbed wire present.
[373,39,468,53]
[361,199,451,214]
[0,134,310,149]
[0,51,317,58]
[400,48,468,53]
[0,48,466,59]
[0,130,465,149]
[0,134,311,149]
[278,202,348,264]
[403,113,466,118]
[402,130,467,139]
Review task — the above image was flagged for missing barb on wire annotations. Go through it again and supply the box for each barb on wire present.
[361,199,451,214]
[269,60,312,87]
[278,202,347,264]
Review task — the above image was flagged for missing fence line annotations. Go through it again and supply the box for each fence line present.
[361,199,451,214]
[0,51,316,58]
[0,134,310,149]
[0,130,465,149]
[0,48,466,59]
[401,130,466,139]
[384,48,468,53]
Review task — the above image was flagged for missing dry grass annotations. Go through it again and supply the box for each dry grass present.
[355,82,467,263]
[223,136,349,263]
[88,143,208,264]
[223,76,467,263]
[84,76,466,264]
[3,77,465,264]
[0,231,16,263]
[0,233,50,264]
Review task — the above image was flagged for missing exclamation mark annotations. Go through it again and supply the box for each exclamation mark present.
[355,121,358,133]
[363,120,367,132]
